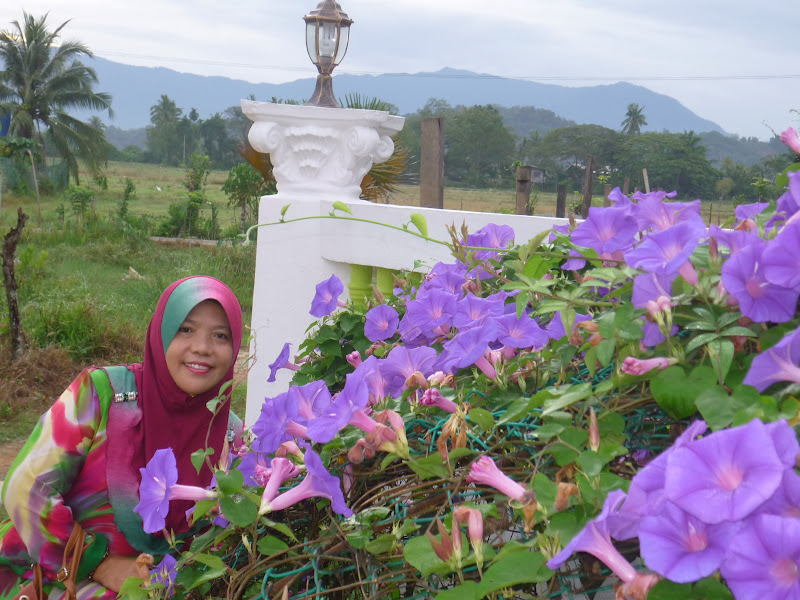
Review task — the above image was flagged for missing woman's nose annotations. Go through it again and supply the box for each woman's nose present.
[191,334,213,354]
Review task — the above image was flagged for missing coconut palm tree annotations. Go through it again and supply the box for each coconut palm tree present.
[0,12,112,184]
[621,103,647,136]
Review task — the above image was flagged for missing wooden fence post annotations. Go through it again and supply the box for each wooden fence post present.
[623,176,630,196]
[581,156,594,218]
[642,168,650,194]
[603,184,612,207]
[420,117,445,209]
[515,165,533,215]
[556,184,567,218]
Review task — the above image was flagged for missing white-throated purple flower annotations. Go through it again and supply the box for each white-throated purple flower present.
[237,451,271,487]
[467,456,526,501]
[309,274,346,318]
[252,392,304,454]
[721,514,800,599]
[735,201,770,223]
[259,457,302,512]
[665,419,785,524]
[364,304,399,342]
[404,289,457,339]
[743,326,800,392]
[624,219,705,275]
[452,293,505,331]
[268,342,300,382]
[638,501,740,583]
[307,366,370,443]
[466,223,515,262]
[262,447,352,517]
[135,448,218,533]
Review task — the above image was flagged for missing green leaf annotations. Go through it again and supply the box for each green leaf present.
[409,213,429,238]
[434,582,480,600]
[532,423,565,440]
[220,495,258,528]
[476,552,553,596]
[257,535,289,556]
[190,498,219,524]
[706,339,734,382]
[118,577,148,600]
[280,203,290,217]
[686,332,721,353]
[542,383,593,416]
[551,427,588,466]
[187,553,228,590]
[467,408,495,431]
[719,326,757,337]
[697,385,765,431]
[496,391,547,426]
[347,529,372,550]
[577,451,606,477]
[403,535,452,577]
[407,454,449,480]
[216,469,244,495]
[595,338,616,367]
[365,533,396,555]
[651,366,716,419]
[190,448,214,475]
[262,517,298,542]
[206,397,221,414]
[648,581,695,600]
[597,411,625,435]
[332,201,352,214]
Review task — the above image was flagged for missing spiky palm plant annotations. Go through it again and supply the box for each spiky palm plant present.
[0,13,112,184]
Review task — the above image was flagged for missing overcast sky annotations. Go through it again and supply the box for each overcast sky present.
[5,1,800,140]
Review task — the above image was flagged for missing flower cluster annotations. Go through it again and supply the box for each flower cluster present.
[548,419,800,598]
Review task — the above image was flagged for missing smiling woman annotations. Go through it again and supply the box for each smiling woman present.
[0,276,244,600]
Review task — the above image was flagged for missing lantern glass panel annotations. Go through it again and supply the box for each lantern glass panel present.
[334,24,350,64]
[319,21,338,58]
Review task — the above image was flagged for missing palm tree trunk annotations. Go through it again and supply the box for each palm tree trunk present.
[27,150,42,228]
[2,208,29,361]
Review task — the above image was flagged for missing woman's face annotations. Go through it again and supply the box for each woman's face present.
[165,300,234,395]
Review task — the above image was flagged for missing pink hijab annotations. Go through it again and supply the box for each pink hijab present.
[127,276,243,531]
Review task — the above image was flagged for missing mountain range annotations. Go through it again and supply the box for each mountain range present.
[86,57,725,136]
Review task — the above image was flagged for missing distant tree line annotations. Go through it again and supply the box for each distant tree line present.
[396,98,796,199]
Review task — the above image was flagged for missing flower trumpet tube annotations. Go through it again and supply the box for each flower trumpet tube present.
[259,457,303,511]
[261,448,353,517]
[466,456,527,501]
[134,448,219,533]
[268,342,301,382]
[781,127,800,155]
[420,388,459,414]
[621,356,678,376]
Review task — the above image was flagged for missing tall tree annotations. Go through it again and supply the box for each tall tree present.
[0,13,112,183]
[446,105,516,187]
[621,103,647,136]
[146,94,183,165]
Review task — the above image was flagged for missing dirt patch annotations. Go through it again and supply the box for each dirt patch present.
[0,439,25,482]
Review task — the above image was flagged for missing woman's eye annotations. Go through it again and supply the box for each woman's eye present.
[214,332,229,340]
[178,326,192,334]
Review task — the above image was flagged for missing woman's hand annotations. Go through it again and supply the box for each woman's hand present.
[90,554,152,592]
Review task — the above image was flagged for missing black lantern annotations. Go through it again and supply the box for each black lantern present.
[303,0,353,108]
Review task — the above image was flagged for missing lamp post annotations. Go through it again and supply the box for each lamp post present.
[303,0,353,108]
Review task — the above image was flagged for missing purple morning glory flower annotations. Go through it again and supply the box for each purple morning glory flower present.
[438,321,499,378]
[570,206,638,255]
[624,219,706,275]
[268,342,300,382]
[549,223,571,242]
[631,195,699,232]
[708,225,762,255]
[744,326,800,392]
[466,223,515,261]
[264,447,352,517]
[631,271,675,309]
[562,249,587,271]
[259,457,302,510]
[289,380,332,424]
[639,501,740,583]
[721,242,800,323]
[134,448,217,533]
[307,365,370,443]
[151,554,178,597]
[665,419,785,524]
[608,187,634,212]
[381,345,438,398]
[453,293,505,331]
[759,470,800,518]
[404,289,458,338]
[421,270,467,298]
[735,201,769,223]
[252,392,302,454]
[237,451,271,487]
[763,221,800,290]
[547,490,639,583]
[364,304,400,342]
[494,313,548,349]
[764,420,800,469]
[309,274,345,318]
[721,514,800,599]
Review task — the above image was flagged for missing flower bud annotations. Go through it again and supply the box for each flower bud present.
[346,351,362,368]
[588,407,599,452]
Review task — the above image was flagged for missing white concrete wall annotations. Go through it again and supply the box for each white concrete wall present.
[245,194,569,425]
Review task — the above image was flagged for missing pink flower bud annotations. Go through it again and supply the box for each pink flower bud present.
[453,506,484,548]
[588,407,599,452]
[467,456,526,501]
[621,356,677,376]
[781,127,800,154]
[346,351,362,368]
[420,388,459,414]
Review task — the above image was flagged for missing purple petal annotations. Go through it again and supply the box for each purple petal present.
[310,275,344,318]
[364,305,400,342]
